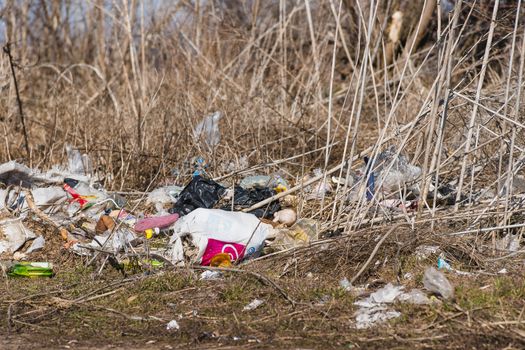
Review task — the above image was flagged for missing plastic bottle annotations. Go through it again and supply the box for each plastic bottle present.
[8,262,53,278]
[240,174,289,192]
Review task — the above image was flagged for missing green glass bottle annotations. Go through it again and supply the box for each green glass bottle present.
[8,262,54,278]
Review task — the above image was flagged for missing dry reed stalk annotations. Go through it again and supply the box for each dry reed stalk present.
[455,0,500,210]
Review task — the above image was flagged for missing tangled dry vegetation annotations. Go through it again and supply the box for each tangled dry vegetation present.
[1,0,525,349]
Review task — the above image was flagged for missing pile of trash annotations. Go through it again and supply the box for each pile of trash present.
[0,145,321,274]
[0,142,472,279]
[3,139,520,336]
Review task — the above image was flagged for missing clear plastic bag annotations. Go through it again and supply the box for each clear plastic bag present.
[423,267,454,299]
[66,144,85,174]
[193,112,222,148]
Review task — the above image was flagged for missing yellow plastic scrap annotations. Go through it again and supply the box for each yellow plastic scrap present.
[275,184,287,193]
[210,253,233,268]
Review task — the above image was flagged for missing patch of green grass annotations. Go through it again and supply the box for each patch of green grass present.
[220,284,248,304]
[135,272,196,293]
[455,276,525,311]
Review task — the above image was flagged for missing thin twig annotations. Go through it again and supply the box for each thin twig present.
[350,223,406,284]
[3,43,30,158]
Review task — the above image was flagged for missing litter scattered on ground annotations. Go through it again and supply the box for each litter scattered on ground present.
[363,146,422,198]
[166,320,180,331]
[147,185,183,214]
[170,176,225,216]
[25,236,45,254]
[353,283,433,328]
[305,168,332,200]
[437,256,452,270]
[397,289,431,305]
[354,306,401,330]
[496,232,520,252]
[423,267,455,300]
[267,218,318,251]
[240,174,289,192]
[0,142,518,336]
[415,245,441,260]
[168,208,272,265]
[273,208,297,227]
[7,262,53,278]
[339,277,352,291]
[222,186,280,218]
[243,299,264,311]
[200,270,223,280]
[0,218,36,254]
[194,111,222,148]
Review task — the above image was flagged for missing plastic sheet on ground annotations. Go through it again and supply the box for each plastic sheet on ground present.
[359,146,421,201]
[353,283,431,329]
[423,267,454,299]
[200,270,223,280]
[243,299,264,311]
[26,235,45,254]
[0,186,67,214]
[0,218,37,254]
[72,229,139,255]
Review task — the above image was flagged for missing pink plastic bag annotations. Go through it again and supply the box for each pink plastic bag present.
[201,238,246,266]
[134,213,179,232]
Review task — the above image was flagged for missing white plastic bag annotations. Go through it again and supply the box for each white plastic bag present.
[168,208,272,265]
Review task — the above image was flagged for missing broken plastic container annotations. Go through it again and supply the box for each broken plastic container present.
[240,174,289,192]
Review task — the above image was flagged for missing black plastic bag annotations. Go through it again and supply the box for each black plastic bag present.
[170,176,226,216]
[222,186,280,219]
